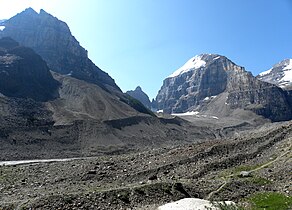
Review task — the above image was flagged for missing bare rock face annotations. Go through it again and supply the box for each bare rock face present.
[0,8,119,92]
[0,37,59,101]
[156,54,228,113]
[126,86,152,109]
[156,54,292,121]
[0,8,153,115]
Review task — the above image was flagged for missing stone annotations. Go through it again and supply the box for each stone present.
[239,171,252,177]
[87,170,97,175]
[157,198,236,210]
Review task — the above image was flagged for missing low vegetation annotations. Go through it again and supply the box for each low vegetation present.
[248,192,292,210]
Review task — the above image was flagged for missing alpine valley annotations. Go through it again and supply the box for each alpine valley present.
[0,8,291,210]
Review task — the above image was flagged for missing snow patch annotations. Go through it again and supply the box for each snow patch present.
[0,158,83,166]
[157,110,164,113]
[171,111,199,116]
[259,69,272,76]
[280,70,292,83]
[158,198,236,210]
[280,59,292,84]
[283,59,292,71]
[203,95,217,101]
[213,56,220,60]
[67,71,73,76]
[168,55,206,78]
[0,26,5,31]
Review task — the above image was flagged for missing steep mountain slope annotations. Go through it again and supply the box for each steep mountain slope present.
[0,39,216,160]
[156,54,292,121]
[126,86,152,109]
[0,8,154,115]
[257,59,292,90]
[0,59,217,160]
[0,37,59,101]
[0,8,119,93]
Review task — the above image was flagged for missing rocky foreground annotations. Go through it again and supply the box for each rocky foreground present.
[0,120,291,209]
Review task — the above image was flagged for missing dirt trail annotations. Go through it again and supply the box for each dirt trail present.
[206,141,291,200]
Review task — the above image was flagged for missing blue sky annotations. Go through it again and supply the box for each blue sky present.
[0,0,292,99]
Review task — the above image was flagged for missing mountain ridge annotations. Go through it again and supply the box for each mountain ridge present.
[257,58,292,90]
[0,7,120,93]
[155,53,292,121]
[126,86,152,109]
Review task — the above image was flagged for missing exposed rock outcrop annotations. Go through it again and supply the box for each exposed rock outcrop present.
[0,37,59,101]
[0,8,119,93]
[126,86,152,109]
[156,54,292,121]
[0,8,154,115]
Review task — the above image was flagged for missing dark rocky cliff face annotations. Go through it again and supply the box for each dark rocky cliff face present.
[0,37,59,101]
[126,86,152,109]
[0,8,119,93]
[156,54,292,121]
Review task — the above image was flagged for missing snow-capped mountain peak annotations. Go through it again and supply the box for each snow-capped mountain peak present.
[283,59,292,70]
[167,54,224,78]
[258,69,272,77]
[257,59,292,89]
[168,55,206,78]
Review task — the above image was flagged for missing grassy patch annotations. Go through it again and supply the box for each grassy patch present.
[248,192,292,210]
[232,165,260,173]
[246,176,272,185]
[220,164,261,178]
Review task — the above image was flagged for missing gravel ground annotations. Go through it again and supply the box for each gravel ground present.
[0,121,291,209]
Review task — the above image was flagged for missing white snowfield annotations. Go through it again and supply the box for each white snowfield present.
[0,158,85,166]
[283,59,292,71]
[259,68,272,76]
[171,111,219,120]
[259,59,292,87]
[0,26,5,31]
[171,111,199,116]
[168,55,206,78]
[280,59,292,85]
[157,198,236,210]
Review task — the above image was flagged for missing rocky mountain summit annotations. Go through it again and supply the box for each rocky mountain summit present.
[0,8,119,93]
[0,37,59,101]
[257,59,292,90]
[156,54,292,121]
[0,8,155,115]
[126,86,152,109]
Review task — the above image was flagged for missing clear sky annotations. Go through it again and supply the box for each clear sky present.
[0,0,292,99]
